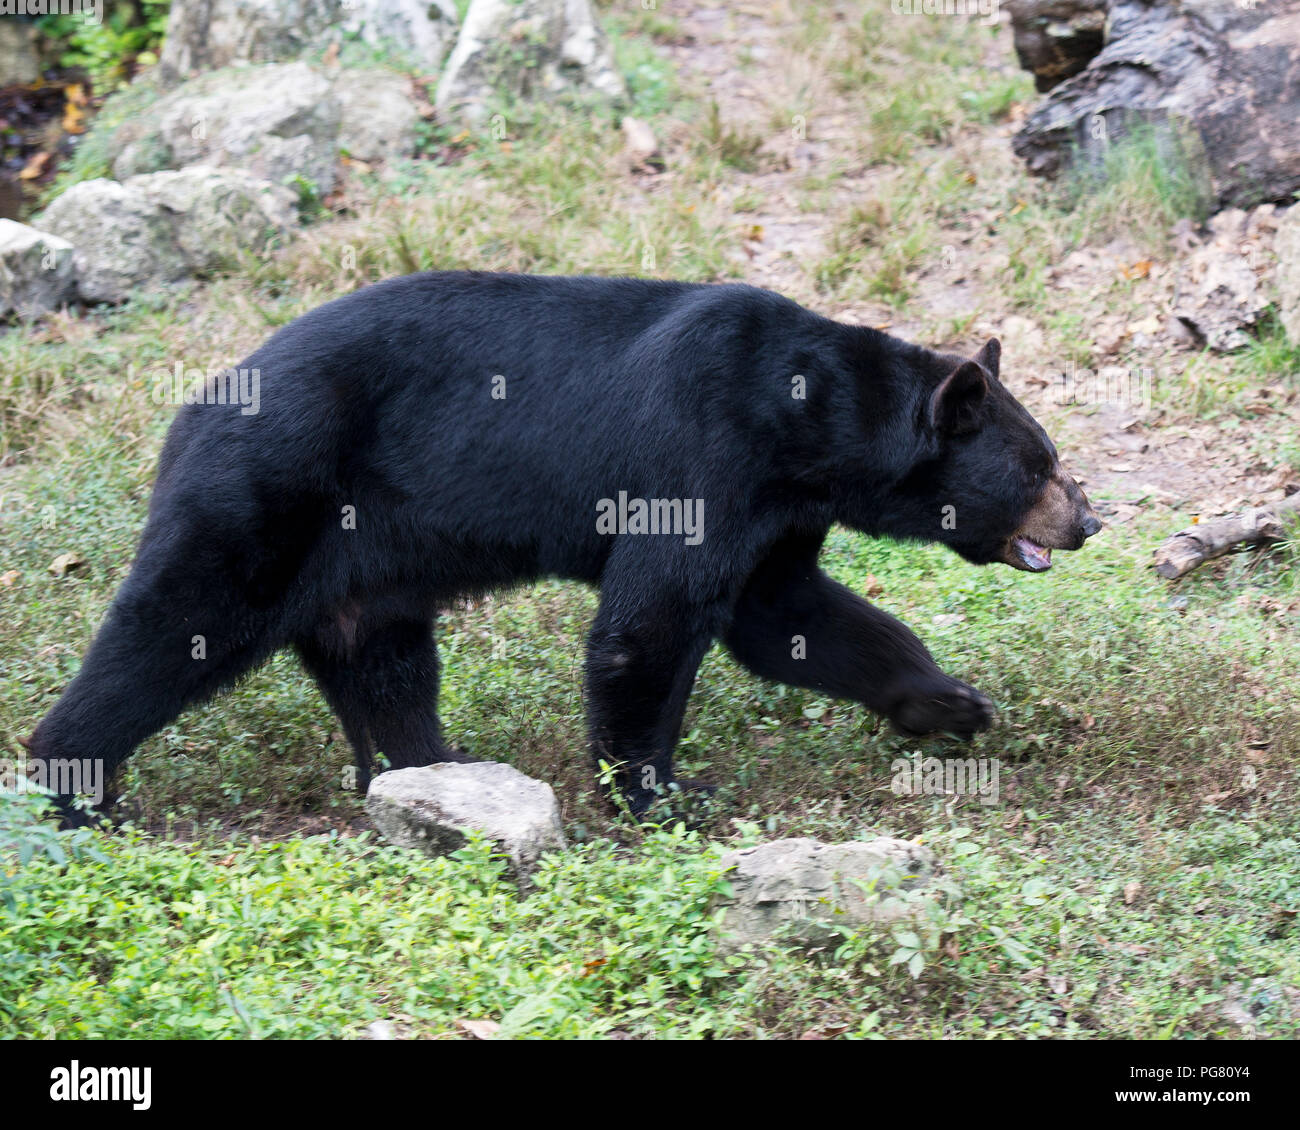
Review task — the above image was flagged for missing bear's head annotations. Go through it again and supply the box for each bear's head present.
[885,337,1101,572]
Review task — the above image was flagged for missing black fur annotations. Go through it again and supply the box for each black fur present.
[26,272,1087,822]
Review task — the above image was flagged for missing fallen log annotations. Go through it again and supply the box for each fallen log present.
[1153,492,1300,580]
[1010,0,1300,210]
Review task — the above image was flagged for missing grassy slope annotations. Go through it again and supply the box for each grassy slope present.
[2,3,1298,1038]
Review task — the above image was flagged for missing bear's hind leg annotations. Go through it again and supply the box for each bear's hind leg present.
[296,611,469,792]
[25,549,288,825]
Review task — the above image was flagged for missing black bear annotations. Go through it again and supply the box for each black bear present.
[25,272,1100,824]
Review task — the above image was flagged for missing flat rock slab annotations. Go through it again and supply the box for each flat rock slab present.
[366,762,566,875]
[715,836,947,950]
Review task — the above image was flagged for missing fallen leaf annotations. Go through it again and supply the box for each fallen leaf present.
[456,1018,500,1040]
[1123,881,1142,905]
[18,151,50,180]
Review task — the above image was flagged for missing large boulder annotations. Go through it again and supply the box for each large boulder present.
[1012,0,1300,210]
[40,180,186,303]
[1276,206,1300,347]
[39,168,297,303]
[343,0,461,72]
[0,220,76,319]
[436,0,625,125]
[367,762,567,876]
[159,0,459,81]
[110,62,343,193]
[714,836,949,950]
[130,166,299,273]
[330,69,420,165]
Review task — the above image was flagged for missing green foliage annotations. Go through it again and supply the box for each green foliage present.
[0,792,105,913]
[1,827,747,1038]
[37,0,171,91]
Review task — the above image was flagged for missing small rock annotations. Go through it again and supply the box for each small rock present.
[131,166,298,273]
[621,116,663,172]
[367,762,566,876]
[714,836,948,950]
[0,220,77,319]
[437,0,625,125]
[1220,977,1300,1039]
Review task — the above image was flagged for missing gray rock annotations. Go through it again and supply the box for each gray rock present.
[1170,207,1275,352]
[1220,977,1300,1038]
[715,836,946,950]
[39,168,297,303]
[0,220,77,319]
[367,762,566,875]
[0,18,39,86]
[343,0,461,72]
[40,180,188,303]
[1275,205,1300,347]
[159,0,458,81]
[331,69,420,165]
[437,0,625,125]
[130,166,299,272]
[111,62,343,194]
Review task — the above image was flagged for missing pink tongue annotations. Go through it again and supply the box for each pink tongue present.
[1016,537,1052,569]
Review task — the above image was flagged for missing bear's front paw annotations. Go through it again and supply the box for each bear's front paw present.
[889,678,994,739]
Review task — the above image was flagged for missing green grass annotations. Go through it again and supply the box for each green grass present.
[1059,119,1215,248]
[4,801,1297,1038]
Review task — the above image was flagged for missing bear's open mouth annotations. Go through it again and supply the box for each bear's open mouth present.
[1012,535,1052,571]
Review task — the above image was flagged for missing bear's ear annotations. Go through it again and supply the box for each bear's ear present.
[973,337,1001,379]
[928,361,988,435]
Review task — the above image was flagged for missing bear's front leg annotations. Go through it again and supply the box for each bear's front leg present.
[724,534,994,738]
[584,583,725,818]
